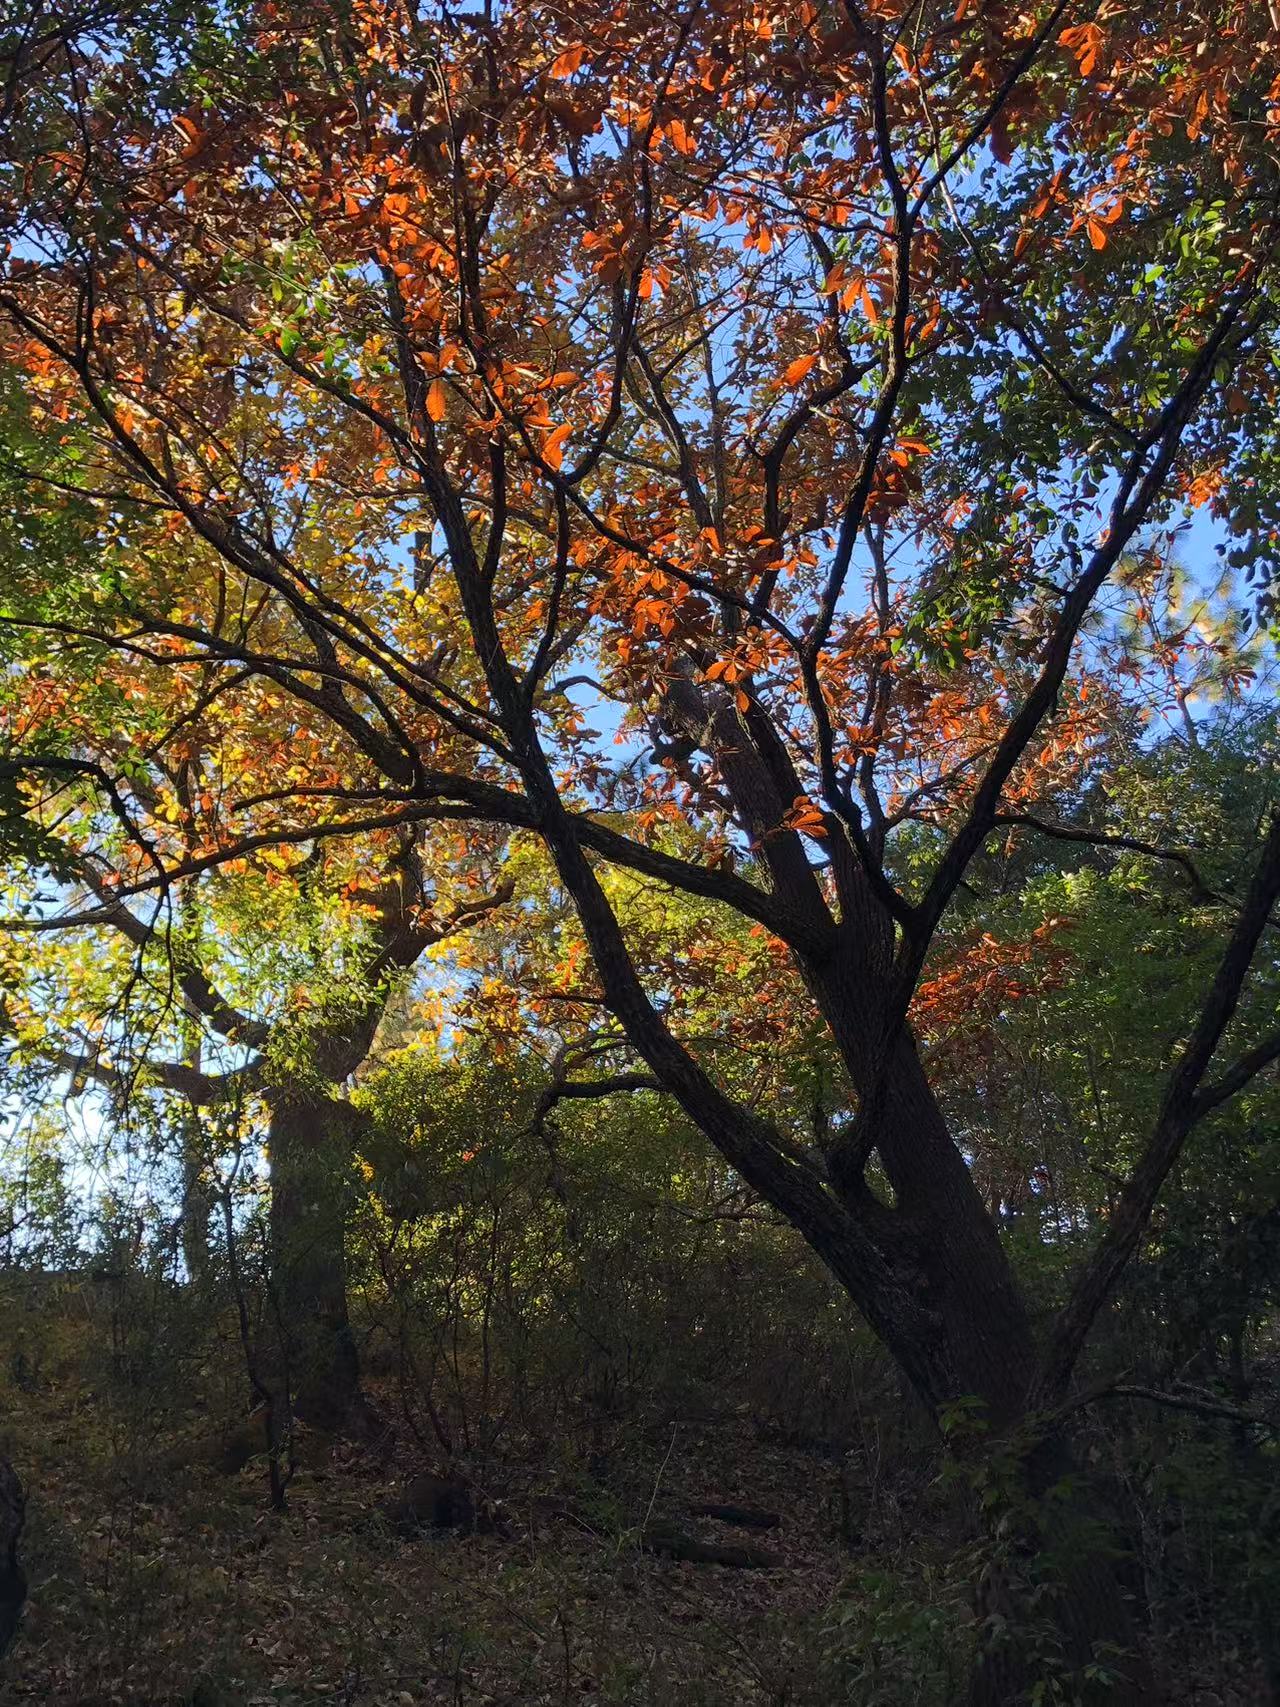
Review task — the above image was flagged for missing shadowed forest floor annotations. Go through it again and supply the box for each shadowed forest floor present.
[6,1389,856,1707]
[1,1359,1271,1707]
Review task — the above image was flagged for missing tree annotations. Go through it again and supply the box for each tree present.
[0,766,510,1426]
[0,291,513,1426]
[3,0,1279,1693]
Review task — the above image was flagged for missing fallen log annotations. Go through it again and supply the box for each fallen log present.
[642,1519,781,1569]
[687,1501,781,1530]
[462,1492,783,1565]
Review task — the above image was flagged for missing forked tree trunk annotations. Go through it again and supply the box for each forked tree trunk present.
[267,1093,362,1430]
[827,1017,1151,1704]
[964,1436,1153,1706]
[448,522,1185,1702]
[543,823,1152,1703]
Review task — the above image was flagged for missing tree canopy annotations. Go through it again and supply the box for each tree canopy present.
[1,3,1279,1702]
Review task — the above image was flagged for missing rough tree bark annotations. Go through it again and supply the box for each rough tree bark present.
[260,867,510,1428]
[266,1089,364,1430]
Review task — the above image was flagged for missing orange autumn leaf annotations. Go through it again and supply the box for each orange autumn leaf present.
[549,44,585,78]
[666,117,694,155]
[783,352,818,386]
[542,422,572,469]
[1060,22,1103,77]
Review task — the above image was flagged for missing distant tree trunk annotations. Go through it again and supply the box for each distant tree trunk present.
[267,1091,362,1430]
[0,1453,25,1662]
[180,1096,214,1287]
[254,853,496,1433]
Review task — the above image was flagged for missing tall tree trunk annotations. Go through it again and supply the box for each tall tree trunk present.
[960,1432,1154,1706]
[267,1092,362,1430]
[822,1008,1151,1703]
